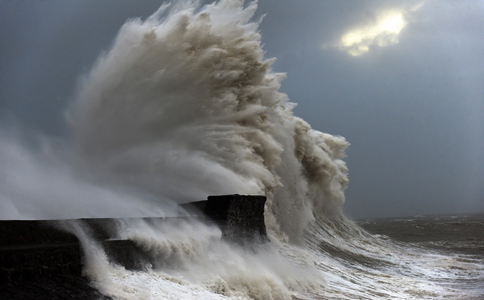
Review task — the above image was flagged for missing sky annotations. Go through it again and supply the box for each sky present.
[0,0,483,219]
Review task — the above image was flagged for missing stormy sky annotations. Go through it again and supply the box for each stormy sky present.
[0,0,483,219]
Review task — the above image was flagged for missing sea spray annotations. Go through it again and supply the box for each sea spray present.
[69,0,349,244]
[55,217,324,300]
[123,218,325,299]
[0,127,171,220]
[56,220,123,296]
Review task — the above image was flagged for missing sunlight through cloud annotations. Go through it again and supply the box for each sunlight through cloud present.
[340,10,407,56]
[331,3,425,57]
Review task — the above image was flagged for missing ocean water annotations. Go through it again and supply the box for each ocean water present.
[2,1,482,299]
[358,214,484,299]
[60,213,483,300]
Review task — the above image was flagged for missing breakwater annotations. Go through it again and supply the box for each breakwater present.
[0,195,266,298]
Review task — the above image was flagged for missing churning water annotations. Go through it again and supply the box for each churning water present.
[4,1,484,299]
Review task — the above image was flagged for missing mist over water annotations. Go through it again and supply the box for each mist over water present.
[2,1,483,299]
[0,126,172,220]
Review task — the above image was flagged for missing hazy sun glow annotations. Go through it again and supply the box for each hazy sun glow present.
[340,11,407,56]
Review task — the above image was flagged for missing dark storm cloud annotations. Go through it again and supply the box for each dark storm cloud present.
[0,0,482,219]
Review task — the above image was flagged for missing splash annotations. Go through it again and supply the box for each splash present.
[68,0,349,243]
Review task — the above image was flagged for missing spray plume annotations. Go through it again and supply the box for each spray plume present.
[69,0,349,243]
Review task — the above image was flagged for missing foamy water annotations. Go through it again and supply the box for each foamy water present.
[3,1,483,299]
[60,215,483,300]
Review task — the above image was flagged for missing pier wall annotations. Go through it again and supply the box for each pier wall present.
[0,195,267,288]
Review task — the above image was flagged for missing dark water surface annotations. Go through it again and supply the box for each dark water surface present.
[360,213,484,298]
[359,213,484,256]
